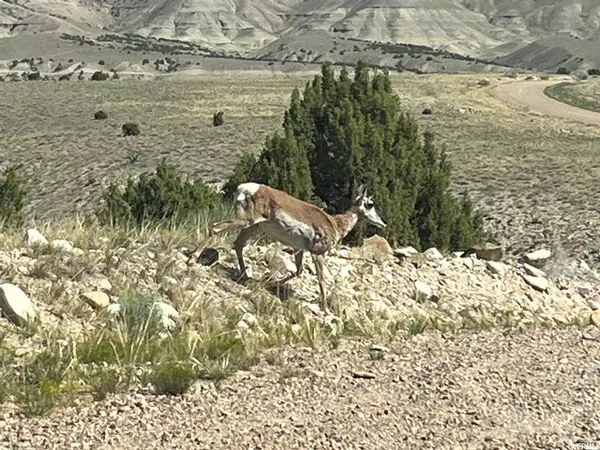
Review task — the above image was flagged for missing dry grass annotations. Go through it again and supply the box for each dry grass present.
[1,70,600,262]
[544,78,600,113]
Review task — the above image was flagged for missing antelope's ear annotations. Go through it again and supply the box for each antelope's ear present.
[355,183,366,198]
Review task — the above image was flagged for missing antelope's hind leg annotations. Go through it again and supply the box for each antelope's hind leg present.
[234,224,260,282]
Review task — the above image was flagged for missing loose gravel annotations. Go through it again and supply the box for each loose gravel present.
[1,328,599,450]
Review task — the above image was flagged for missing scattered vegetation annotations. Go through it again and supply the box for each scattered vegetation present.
[544,81,600,114]
[95,159,226,227]
[224,61,488,251]
[556,67,570,75]
[0,165,26,228]
[94,110,108,120]
[91,71,110,81]
[213,111,224,127]
[122,122,140,136]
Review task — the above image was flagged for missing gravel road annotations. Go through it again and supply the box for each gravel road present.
[493,80,600,127]
[1,328,599,449]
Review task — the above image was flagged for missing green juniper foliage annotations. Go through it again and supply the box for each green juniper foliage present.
[224,60,487,251]
[96,160,223,227]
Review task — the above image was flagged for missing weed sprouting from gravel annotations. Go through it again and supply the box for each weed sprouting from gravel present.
[148,361,196,395]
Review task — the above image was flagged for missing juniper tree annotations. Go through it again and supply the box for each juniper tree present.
[225,60,488,251]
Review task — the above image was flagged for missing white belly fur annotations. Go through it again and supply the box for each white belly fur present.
[258,210,316,250]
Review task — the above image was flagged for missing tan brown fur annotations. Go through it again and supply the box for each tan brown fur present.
[210,182,386,312]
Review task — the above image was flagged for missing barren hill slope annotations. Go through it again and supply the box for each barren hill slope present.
[1,0,599,70]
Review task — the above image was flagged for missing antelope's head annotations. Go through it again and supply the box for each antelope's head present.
[352,184,387,229]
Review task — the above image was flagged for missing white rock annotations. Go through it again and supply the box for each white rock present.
[302,301,323,316]
[291,324,302,335]
[522,274,548,292]
[395,246,419,258]
[486,260,507,276]
[81,291,110,309]
[579,259,591,272]
[107,303,121,315]
[50,239,74,254]
[423,248,443,260]
[462,257,474,271]
[524,249,551,264]
[523,263,546,278]
[24,229,48,249]
[241,312,257,326]
[236,320,250,332]
[155,302,179,330]
[414,280,433,302]
[0,283,36,326]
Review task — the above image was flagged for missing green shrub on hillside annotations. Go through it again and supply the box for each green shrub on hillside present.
[224,60,488,251]
[96,160,224,227]
[91,71,109,81]
[0,165,26,228]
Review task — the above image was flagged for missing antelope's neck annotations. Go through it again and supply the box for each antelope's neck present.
[333,209,359,240]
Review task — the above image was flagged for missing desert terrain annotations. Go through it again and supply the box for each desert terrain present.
[1,1,600,446]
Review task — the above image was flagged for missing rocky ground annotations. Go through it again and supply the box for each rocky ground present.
[1,227,600,449]
[1,329,599,449]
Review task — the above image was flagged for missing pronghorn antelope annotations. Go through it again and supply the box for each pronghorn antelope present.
[210,182,387,311]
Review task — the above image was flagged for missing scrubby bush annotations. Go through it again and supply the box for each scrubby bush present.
[224,60,488,251]
[142,58,149,65]
[556,67,570,75]
[96,160,224,227]
[122,122,140,136]
[213,111,224,126]
[0,165,26,228]
[422,108,432,115]
[91,71,109,81]
[27,71,40,81]
[98,60,105,65]
[94,110,108,120]
[149,361,196,395]
[588,68,600,76]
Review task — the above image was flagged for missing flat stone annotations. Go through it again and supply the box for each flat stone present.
[423,248,443,260]
[50,239,74,254]
[351,370,376,379]
[394,246,419,258]
[486,260,507,276]
[523,263,546,278]
[0,283,36,326]
[462,242,503,261]
[524,249,552,266]
[522,274,548,292]
[338,249,361,260]
[81,291,110,309]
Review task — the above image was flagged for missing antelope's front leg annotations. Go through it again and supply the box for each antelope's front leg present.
[313,254,328,313]
[294,250,304,276]
[234,225,259,281]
